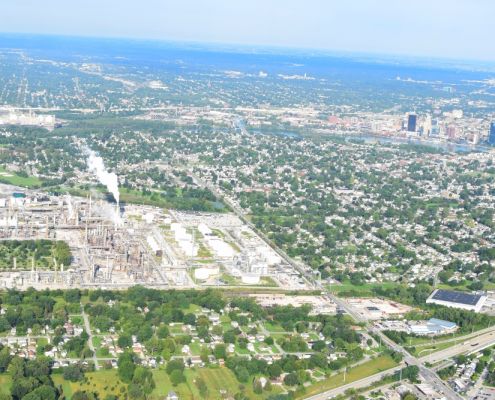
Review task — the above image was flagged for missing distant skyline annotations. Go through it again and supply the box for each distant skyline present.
[2,0,495,62]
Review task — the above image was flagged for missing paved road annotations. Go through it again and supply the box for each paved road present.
[81,303,99,369]
[372,326,463,400]
[419,329,495,364]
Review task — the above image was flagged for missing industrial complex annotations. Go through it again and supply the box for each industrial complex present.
[0,184,304,291]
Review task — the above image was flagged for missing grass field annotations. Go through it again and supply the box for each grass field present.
[0,362,399,400]
[0,374,12,396]
[327,282,402,297]
[263,321,287,333]
[152,367,284,399]
[298,355,398,399]
[53,370,127,399]
[412,340,456,357]
[0,167,42,188]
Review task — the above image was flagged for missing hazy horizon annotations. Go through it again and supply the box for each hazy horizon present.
[2,0,495,63]
[2,31,495,71]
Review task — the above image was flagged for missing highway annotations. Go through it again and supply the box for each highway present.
[419,328,495,364]
[371,325,464,400]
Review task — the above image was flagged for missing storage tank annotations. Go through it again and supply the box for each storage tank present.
[194,267,220,281]
[241,273,261,285]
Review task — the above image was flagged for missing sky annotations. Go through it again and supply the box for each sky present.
[2,0,495,61]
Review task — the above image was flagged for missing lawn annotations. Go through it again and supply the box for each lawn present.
[0,167,42,188]
[12,367,282,400]
[412,340,458,358]
[390,329,488,357]
[70,316,83,325]
[92,336,102,349]
[254,342,279,354]
[263,322,287,333]
[188,340,203,356]
[183,303,202,314]
[235,344,252,355]
[169,323,185,335]
[151,369,194,399]
[194,368,282,399]
[151,367,282,400]
[53,370,127,399]
[0,374,11,395]
[298,355,398,399]
[327,281,402,297]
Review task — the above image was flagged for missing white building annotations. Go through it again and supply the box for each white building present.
[426,289,487,313]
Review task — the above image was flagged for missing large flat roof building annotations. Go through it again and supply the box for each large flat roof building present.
[407,114,417,132]
[489,122,495,146]
[409,318,458,336]
[426,289,487,313]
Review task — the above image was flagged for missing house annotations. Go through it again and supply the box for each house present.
[209,313,220,324]
[166,391,179,400]
[64,322,74,336]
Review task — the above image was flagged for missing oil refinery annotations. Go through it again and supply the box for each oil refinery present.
[0,184,306,291]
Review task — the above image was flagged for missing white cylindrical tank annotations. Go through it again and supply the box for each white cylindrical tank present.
[194,267,220,281]
[241,273,261,285]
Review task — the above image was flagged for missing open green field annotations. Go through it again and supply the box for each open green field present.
[298,355,398,399]
[0,167,42,188]
[412,340,457,357]
[53,367,282,400]
[0,374,12,396]
[263,321,287,333]
[327,282,402,297]
[53,370,127,399]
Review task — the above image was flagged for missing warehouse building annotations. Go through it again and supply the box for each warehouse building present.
[409,318,458,336]
[426,289,487,313]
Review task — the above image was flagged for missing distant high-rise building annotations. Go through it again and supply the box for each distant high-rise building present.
[489,122,495,145]
[423,115,432,137]
[407,114,417,132]
[446,126,456,140]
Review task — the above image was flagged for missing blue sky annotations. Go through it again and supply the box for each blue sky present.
[2,0,494,61]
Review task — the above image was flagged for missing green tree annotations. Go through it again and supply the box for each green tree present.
[117,353,135,383]
[195,377,208,397]
[214,344,227,360]
[170,369,185,386]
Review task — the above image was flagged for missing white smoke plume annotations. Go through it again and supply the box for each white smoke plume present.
[85,148,120,204]
[89,188,122,226]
